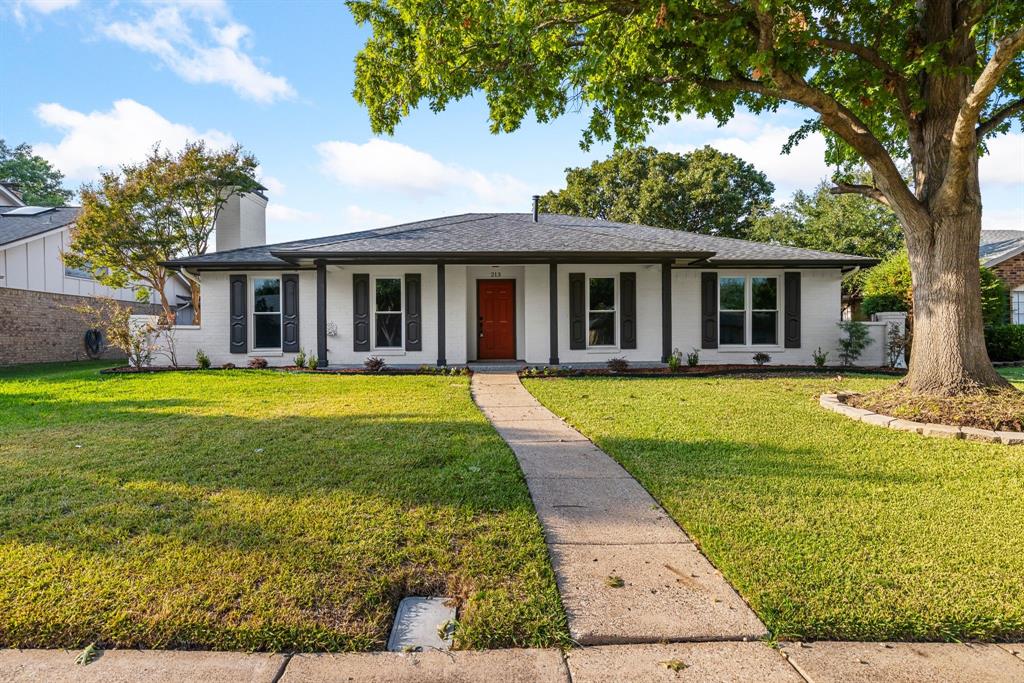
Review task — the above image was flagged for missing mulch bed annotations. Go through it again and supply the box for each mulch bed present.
[848,386,1024,432]
[101,365,468,376]
[521,364,905,379]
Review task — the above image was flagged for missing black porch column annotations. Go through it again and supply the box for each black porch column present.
[549,263,559,365]
[437,263,446,366]
[661,262,672,362]
[316,260,327,368]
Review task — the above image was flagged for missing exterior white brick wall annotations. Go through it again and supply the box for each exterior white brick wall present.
[150,263,875,368]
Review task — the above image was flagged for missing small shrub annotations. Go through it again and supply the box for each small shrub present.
[195,349,211,369]
[306,355,319,370]
[248,357,268,369]
[221,362,236,370]
[667,348,682,372]
[752,352,771,366]
[607,357,629,372]
[837,320,873,366]
[985,324,1024,362]
[885,324,910,367]
[686,348,700,367]
[364,356,387,372]
[294,347,306,368]
[812,346,829,368]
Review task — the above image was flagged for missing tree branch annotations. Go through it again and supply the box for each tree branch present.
[939,26,1024,207]
[977,97,1024,138]
[830,182,891,207]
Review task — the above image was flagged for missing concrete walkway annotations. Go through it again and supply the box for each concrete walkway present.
[471,371,767,645]
[3,642,1022,682]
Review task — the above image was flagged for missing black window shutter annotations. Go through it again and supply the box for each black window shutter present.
[569,272,586,350]
[701,272,718,349]
[282,274,300,352]
[353,273,370,351]
[405,273,422,351]
[784,271,801,348]
[620,272,637,349]
[229,274,247,354]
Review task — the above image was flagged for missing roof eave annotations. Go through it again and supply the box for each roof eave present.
[268,249,716,265]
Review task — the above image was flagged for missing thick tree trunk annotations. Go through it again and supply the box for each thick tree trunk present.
[902,204,1010,394]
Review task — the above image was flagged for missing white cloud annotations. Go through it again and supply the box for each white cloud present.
[980,132,1024,186]
[315,138,529,206]
[10,0,78,23]
[340,204,397,230]
[258,173,286,195]
[33,99,234,182]
[266,204,317,222]
[101,1,294,103]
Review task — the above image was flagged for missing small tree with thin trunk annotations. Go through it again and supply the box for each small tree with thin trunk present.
[349,0,1024,396]
[65,142,259,324]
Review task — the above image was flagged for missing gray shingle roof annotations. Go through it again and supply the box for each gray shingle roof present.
[166,213,876,268]
[0,206,80,247]
[979,230,1024,265]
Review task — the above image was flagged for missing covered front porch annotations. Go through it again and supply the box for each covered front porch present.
[309,261,675,368]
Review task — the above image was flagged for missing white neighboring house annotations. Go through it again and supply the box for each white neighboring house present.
[0,182,190,365]
[156,196,888,369]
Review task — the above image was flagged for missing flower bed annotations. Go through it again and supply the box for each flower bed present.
[521,364,905,379]
[101,365,470,376]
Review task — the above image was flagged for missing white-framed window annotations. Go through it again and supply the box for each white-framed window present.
[1013,290,1024,325]
[588,276,616,347]
[253,277,282,349]
[751,276,778,344]
[719,275,779,346]
[374,277,403,348]
[719,276,746,345]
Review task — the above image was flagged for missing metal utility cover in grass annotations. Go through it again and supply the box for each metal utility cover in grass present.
[387,597,456,652]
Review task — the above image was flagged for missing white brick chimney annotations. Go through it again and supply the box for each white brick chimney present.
[215,190,267,251]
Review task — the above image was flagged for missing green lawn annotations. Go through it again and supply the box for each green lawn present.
[524,373,1024,642]
[0,362,568,651]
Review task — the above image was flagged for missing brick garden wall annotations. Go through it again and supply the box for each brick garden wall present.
[0,288,161,366]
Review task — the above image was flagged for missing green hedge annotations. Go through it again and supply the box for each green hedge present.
[985,325,1024,362]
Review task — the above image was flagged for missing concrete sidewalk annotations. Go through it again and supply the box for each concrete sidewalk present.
[3,642,1022,682]
[472,371,766,645]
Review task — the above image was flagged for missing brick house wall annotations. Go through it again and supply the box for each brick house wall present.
[0,288,161,366]
[989,253,1024,291]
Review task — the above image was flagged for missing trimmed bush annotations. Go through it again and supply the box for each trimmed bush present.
[985,324,1024,362]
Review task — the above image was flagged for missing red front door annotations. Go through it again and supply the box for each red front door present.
[478,280,516,359]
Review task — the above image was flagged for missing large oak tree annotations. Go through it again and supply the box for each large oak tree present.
[349,0,1024,396]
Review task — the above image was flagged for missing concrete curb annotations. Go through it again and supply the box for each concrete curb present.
[819,393,1024,444]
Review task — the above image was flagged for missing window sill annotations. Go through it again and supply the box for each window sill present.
[586,347,620,354]
[250,350,283,357]
[370,348,406,356]
[716,346,784,353]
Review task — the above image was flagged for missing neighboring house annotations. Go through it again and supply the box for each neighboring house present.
[980,230,1024,324]
[0,182,189,365]
[159,197,881,368]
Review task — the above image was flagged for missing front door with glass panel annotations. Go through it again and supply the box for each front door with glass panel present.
[477,280,516,359]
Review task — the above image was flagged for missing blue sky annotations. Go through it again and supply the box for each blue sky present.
[2,0,1022,245]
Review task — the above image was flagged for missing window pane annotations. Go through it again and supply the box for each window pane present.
[376,312,402,347]
[254,314,281,348]
[376,278,401,312]
[254,278,281,312]
[752,311,778,344]
[589,277,615,311]
[720,311,745,344]
[720,277,745,310]
[588,311,615,346]
[751,277,777,310]
[1014,293,1024,325]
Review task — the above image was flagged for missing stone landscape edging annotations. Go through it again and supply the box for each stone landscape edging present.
[819,392,1024,445]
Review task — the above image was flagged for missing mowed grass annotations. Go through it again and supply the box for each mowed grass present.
[0,362,568,651]
[524,373,1024,642]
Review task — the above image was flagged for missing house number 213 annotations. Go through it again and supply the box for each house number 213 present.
[489,271,502,278]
